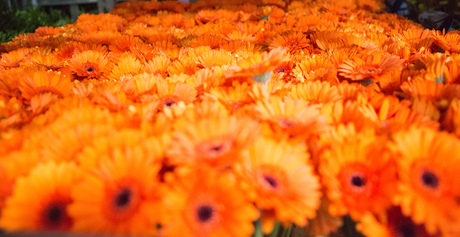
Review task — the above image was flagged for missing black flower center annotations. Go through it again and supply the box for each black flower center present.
[397,224,416,237]
[115,188,132,208]
[210,144,223,152]
[197,205,213,222]
[164,100,175,107]
[350,175,366,187]
[46,204,64,224]
[263,175,278,188]
[85,66,95,72]
[421,170,439,189]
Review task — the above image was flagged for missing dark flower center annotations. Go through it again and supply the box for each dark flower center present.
[263,175,278,188]
[421,170,439,189]
[164,100,175,107]
[197,205,213,222]
[397,224,416,237]
[209,144,223,152]
[115,188,132,208]
[350,175,366,187]
[85,66,95,73]
[46,204,64,224]
[42,200,72,230]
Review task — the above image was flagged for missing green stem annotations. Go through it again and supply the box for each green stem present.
[269,221,281,237]
[254,218,263,237]
[281,224,292,237]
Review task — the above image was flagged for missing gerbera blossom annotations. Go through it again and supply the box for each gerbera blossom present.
[292,56,334,82]
[191,33,226,50]
[444,53,460,84]
[320,126,397,219]
[304,198,343,237]
[225,47,289,82]
[19,71,73,100]
[106,55,144,81]
[29,51,66,71]
[0,70,22,97]
[162,167,259,237]
[252,96,330,139]
[234,137,321,232]
[209,82,260,113]
[154,80,197,108]
[433,30,460,54]
[441,99,460,138]
[358,206,436,237]
[64,50,110,80]
[289,80,343,104]
[167,56,200,76]
[68,135,163,236]
[197,50,234,69]
[269,31,310,53]
[338,52,404,81]
[0,162,80,232]
[144,55,171,78]
[166,115,259,169]
[0,48,31,68]
[389,126,460,235]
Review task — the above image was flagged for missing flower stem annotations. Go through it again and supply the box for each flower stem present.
[254,218,263,237]
[281,224,292,237]
[269,221,281,237]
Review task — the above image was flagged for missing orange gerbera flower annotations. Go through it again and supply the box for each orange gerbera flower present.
[129,73,161,101]
[19,71,73,100]
[162,167,259,237]
[167,56,200,76]
[0,48,31,68]
[234,137,321,232]
[154,80,197,108]
[25,105,118,163]
[433,30,460,54]
[312,31,348,51]
[304,198,343,237]
[68,135,163,236]
[106,55,144,81]
[0,70,22,97]
[444,53,460,84]
[145,55,171,78]
[209,82,260,113]
[320,126,397,219]
[65,50,110,80]
[338,52,404,81]
[441,99,460,138]
[400,79,460,109]
[396,28,433,52]
[225,47,290,80]
[197,50,234,68]
[269,31,310,53]
[29,51,66,71]
[0,162,80,232]
[252,96,330,139]
[292,56,334,82]
[191,33,227,50]
[167,115,259,169]
[389,126,460,235]
[358,206,436,237]
[289,80,343,104]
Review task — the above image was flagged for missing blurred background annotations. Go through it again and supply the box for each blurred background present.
[1,0,459,44]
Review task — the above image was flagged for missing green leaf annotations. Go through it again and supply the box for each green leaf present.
[0,115,6,121]
[435,74,444,83]
[260,15,269,20]
[252,71,272,87]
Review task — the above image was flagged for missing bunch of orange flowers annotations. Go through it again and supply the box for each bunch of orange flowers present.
[1,0,460,236]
